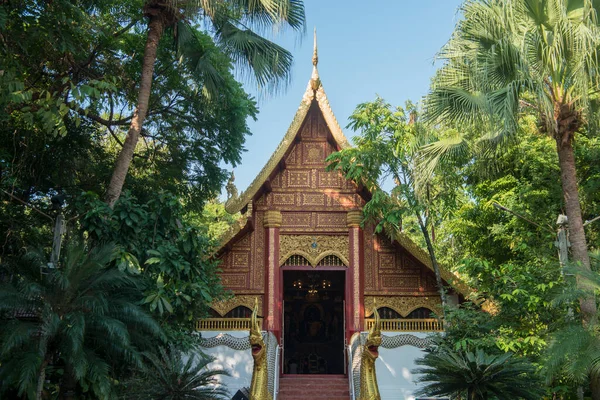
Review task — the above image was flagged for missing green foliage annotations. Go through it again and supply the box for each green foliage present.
[0,0,260,210]
[76,191,226,325]
[327,97,464,307]
[414,347,544,400]
[194,200,240,241]
[544,259,600,388]
[431,125,591,360]
[120,345,229,400]
[328,98,432,236]
[424,0,600,147]
[0,243,163,399]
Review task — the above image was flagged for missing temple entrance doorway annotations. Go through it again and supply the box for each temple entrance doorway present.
[282,270,345,375]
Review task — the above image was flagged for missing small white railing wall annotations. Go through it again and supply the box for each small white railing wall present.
[346,344,356,399]
[274,343,281,399]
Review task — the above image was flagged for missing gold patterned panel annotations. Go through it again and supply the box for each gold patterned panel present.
[286,145,298,165]
[273,193,296,206]
[279,235,349,267]
[330,193,357,207]
[317,118,328,138]
[300,119,312,138]
[221,274,247,289]
[281,212,312,229]
[304,142,325,164]
[253,212,264,290]
[316,212,347,229]
[210,295,264,317]
[318,171,341,188]
[236,234,251,247]
[364,226,375,290]
[232,252,250,267]
[378,253,395,269]
[288,171,310,188]
[380,276,420,290]
[364,296,442,318]
[302,193,326,206]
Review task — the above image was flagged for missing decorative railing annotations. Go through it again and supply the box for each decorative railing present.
[196,317,262,331]
[274,344,281,399]
[364,318,443,332]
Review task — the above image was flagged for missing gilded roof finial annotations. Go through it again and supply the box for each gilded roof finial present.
[310,27,321,91]
[312,27,318,67]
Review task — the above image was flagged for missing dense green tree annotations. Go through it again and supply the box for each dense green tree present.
[414,347,543,400]
[1,0,260,210]
[105,0,306,206]
[423,0,600,324]
[327,98,464,309]
[75,191,226,327]
[434,126,567,355]
[545,259,600,393]
[120,345,229,400]
[0,243,163,400]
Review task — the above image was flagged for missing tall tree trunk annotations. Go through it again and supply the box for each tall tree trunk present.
[416,212,447,313]
[555,137,595,322]
[468,387,477,400]
[59,364,77,400]
[35,336,49,400]
[104,14,165,207]
[590,374,600,400]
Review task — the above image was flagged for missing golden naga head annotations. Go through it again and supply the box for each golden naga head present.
[365,307,382,360]
[249,298,266,360]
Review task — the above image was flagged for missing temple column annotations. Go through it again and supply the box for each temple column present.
[263,210,282,339]
[346,210,364,339]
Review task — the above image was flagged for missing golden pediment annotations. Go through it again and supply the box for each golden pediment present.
[364,296,442,318]
[279,234,349,267]
[210,295,263,317]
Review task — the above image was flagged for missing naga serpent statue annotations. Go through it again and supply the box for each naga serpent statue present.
[249,299,272,400]
[359,307,382,400]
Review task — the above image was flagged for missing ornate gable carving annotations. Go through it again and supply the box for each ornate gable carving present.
[279,234,349,267]
[364,296,442,318]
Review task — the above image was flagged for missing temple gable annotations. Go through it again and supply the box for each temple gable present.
[212,41,467,337]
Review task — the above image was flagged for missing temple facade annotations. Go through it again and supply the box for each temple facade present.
[198,35,465,400]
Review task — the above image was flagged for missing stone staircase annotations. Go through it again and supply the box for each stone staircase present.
[278,374,351,400]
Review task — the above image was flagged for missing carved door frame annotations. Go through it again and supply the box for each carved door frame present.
[279,265,348,375]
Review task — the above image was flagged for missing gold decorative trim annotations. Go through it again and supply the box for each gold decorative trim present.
[263,210,282,228]
[363,318,443,332]
[279,235,349,267]
[394,232,470,296]
[224,64,350,215]
[352,230,360,329]
[210,295,263,317]
[213,205,251,254]
[346,210,362,227]
[196,318,263,331]
[364,296,442,318]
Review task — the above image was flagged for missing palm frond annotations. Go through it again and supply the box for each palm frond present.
[214,19,293,94]
[416,131,470,186]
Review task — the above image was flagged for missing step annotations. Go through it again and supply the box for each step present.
[278,375,351,400]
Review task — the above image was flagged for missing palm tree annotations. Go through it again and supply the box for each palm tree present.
[121,345,229,400]
[105,0,306,207]
[545,259,600,395]
[0,243,163,400]
[413,347,543,400]
[422,0,600,322]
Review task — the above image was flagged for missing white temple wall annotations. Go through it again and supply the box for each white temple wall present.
[199,331,253,397]
[376,332,430,400]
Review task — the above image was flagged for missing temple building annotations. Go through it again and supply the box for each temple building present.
[198,33,466,400]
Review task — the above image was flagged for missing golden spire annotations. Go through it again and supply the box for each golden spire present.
[312,27,318,67]
[310,27,321,91]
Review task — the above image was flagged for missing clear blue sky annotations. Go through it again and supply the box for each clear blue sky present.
[227,0,463,196]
